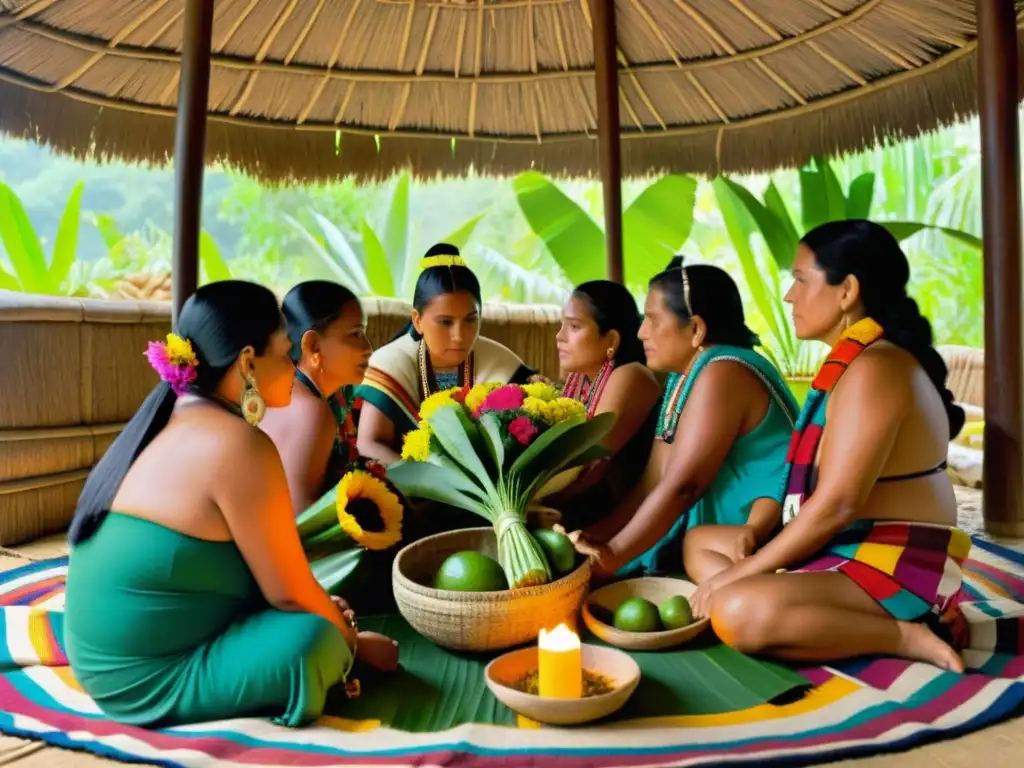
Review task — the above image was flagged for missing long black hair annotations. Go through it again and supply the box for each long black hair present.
[282,280,361,362]
[572,280,646,366]
[68,281,284,545]
[392,243,482,342]
[648,258,759,349]
[801,219,964,438]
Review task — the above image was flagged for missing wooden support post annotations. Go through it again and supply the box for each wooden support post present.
[171,0,215,327]
[591,0,624,284]
[976,0,1024,536]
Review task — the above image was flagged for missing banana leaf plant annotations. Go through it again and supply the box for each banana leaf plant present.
[287,171,484,298]
[712,157,982,381]
[0,180,83,294]
[512,171,698,288]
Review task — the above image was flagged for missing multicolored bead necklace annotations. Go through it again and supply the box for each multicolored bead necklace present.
[562,359,614,418]
[417,339,474,400]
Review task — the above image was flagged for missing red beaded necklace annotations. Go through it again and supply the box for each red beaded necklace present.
[561,358,614,418]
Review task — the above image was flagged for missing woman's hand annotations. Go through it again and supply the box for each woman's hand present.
[729,525,758,562]
[690,567,746,619]
[554,525,616,579]
[356,631,400,672]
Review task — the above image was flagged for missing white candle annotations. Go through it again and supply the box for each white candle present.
[538,623,583,698]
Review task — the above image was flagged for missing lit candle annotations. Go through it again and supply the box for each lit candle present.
[537,623,583,698]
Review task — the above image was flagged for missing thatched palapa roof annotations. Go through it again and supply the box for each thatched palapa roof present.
[0,0,1021,182]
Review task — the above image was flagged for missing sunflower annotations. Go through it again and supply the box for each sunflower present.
[336,470,404,550]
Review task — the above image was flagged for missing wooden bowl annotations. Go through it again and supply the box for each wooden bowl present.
[485,644,640,725]
[392,527,591,652]
[582,576,709,651]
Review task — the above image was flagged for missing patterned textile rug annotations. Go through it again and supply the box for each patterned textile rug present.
[0,539,1021,768]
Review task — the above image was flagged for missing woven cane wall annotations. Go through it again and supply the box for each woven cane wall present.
[0,291,562,545]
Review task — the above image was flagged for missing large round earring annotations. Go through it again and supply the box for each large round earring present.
[241,373,266,426]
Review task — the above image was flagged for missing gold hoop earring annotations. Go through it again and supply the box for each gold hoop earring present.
[241,373,266,426]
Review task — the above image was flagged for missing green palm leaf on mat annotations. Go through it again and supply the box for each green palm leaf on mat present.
[332,616,808,730]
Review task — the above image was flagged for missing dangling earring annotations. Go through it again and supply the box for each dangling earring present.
[605,347,615,361]
[240,372,266,426]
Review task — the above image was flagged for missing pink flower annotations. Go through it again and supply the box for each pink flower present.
[144,341,197,396]
[477,385,526,415]
[508,416,539,446]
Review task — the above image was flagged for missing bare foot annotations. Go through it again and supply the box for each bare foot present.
[356,631,400,673]
[897,621,965,673]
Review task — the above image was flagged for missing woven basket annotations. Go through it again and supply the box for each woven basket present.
[392,527,591,652]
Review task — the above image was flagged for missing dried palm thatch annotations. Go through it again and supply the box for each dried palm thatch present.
[0,0,1021,182]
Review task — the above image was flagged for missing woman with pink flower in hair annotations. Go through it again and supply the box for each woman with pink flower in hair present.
[64,281,397,728]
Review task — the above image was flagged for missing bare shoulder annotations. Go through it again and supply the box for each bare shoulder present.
[604,362,660,402]
[833,341,914,410]
[696,357,764,395]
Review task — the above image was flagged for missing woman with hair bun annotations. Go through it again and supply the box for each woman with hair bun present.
[561,260,798,580]
[64,281,397,728]
[355,243,533,464]
[702,219,972,672]
[547,280,661,526]
[261,280,371,513]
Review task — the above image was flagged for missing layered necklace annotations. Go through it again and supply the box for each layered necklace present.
[417,340,474,400]
[562,359,614,418]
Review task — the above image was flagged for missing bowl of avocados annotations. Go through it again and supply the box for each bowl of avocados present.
[393,527,591,652]
[582,577,709,651]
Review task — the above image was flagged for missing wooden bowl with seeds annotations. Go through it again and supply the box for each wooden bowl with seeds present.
[484,644,640,726]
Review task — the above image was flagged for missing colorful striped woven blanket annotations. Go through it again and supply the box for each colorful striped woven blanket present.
[0,540,1022,768]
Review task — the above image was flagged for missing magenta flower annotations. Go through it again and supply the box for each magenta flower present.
[477,384,526,415]
[508,416,539,446]
[145,341,198,396]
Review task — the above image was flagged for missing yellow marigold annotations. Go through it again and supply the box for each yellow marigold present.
[544,397,587,424]
[419,388,462,420]
[464,382,501,412]
[522,396,550,420]
[522,381,558,402]
[400,425,432,462]
[164,333,198,367]
[336,470,403,550]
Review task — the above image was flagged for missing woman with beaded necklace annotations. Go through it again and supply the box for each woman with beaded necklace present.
[562,259,799,582]
[546,280,660,528]
[261,281,371,514]
[356,243,534,465]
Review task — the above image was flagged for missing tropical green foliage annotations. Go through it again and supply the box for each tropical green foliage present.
[0,180,82,293]
[512,171,698,288]
[712,157,982,375]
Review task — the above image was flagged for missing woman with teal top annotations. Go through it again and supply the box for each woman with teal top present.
[564,259,799,581]
[261,281,371,512]
[64,281,397,728]
[356,243,534,465]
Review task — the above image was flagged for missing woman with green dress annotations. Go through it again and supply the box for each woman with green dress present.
[356,243,534,465]
[564,259,799,581]
[261,281,371,513]
[64,281,398,728]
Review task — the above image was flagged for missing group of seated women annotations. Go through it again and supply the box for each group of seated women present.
[62,219,969,730]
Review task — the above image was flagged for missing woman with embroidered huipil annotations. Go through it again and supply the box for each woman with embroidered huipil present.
[355,243,534,465]
[697,220,972,672]
[547,280,660,528]
[562,259,799,580]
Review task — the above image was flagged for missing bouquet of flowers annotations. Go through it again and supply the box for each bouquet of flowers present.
[387,382,615,589]
[297,458,408,594]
